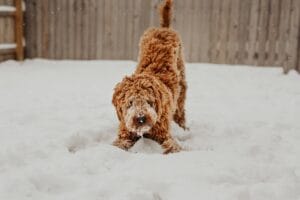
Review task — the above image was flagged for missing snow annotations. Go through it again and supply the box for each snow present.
[0,6,16,12]
[0,43,16,50]
[0,59,299,200]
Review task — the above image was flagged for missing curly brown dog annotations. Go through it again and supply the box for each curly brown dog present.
[112,0,187,154]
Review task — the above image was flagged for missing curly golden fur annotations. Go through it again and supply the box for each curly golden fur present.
[112,0,187,154]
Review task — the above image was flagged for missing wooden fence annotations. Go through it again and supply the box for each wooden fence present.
[0,0,24,61]
[4,0,300,72]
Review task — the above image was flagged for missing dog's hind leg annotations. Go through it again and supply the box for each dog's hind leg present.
[173,79,187,130]
[173,54,188,130]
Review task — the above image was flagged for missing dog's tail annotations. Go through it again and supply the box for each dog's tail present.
[160,0,173,28]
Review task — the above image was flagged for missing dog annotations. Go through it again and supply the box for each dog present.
[112,0,187,154]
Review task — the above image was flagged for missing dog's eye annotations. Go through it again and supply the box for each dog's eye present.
[127,101,133,108]
[147,100,154,107]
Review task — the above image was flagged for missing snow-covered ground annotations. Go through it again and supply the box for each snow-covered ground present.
[0,59,299,200]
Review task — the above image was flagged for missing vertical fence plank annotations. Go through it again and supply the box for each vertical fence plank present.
[214,0,224,63]
[136,0,151,60]
[0,13,3,59]
[88,0,96,59]
[49,0,56,59]
[209,0,216,62]
[54,0,61,59]
[130,0,138,60]
[125,0,134,60]
[131,0,139,60]
[185,0,194,62]
[298,0,300,73]
[0,0,4,45]
[67,0,74,59]
[149,0,160,27]
[4,0,14,43]
[209,0,222,63]
[190,0,200,62]
[199,0,211,62]
[3,0,12,5]
[103,0,111,59]
[74,0,81,59]
[73,0,78,59]
[14,0,23,60]
[58,0,65,59]
[247,0,260,65]
[267,0,280,66]
[112,0,126,59]
[82,0,89,59]
[24,0,36,58]
[81,0,87,59]
[35,0,42,57]
[298,10,300,73]
[237,0,251,64]
[174,0,188,61]
[298,38,300,72]
[51,0,58,59]
[278,0,291,71]
[96,0,104,59]
[257,0,270,66]
[227,0,239,64]
[217,0,231,63]
[117,0,124,59]
[285,0,300,73]
[60,0,68,59]
[41,0,49,58]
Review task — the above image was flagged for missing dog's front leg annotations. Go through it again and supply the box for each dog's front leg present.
[150,121,182,154]
[161,137,182,154]
[113,124,140,151]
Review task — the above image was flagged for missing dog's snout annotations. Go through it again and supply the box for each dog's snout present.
[136,116,147,125]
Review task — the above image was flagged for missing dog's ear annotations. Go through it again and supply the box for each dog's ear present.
[152,85,163,118]
[112,76,132,121]
[112,82,124,121]
[148,79,171,121]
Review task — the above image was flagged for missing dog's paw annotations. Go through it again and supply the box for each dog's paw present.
[163,145,182,154]
[183,126,190,131]
[162,138,182,154]
[112,139,132,151]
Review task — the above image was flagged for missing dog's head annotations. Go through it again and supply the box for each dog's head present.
[112,74,170,136]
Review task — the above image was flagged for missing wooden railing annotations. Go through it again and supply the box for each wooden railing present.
[0,0,24,61]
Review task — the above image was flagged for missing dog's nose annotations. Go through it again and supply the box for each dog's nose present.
[136,116,146,125]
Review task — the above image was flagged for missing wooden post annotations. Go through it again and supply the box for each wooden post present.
[298,8,300,74]
[14,0,24,61]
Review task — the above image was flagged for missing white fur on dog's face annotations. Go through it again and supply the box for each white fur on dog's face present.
[123,97,157,136]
